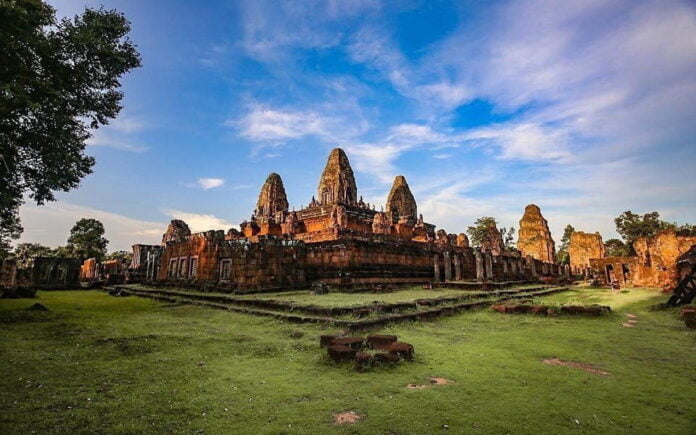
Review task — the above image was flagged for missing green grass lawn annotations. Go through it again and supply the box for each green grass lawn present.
[236,287,479,306]
[1,288,693,434]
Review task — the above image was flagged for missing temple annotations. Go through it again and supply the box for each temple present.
[127,148,566,291]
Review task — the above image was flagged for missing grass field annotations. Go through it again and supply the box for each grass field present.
[1,287,693,434]
[234,284,542,307]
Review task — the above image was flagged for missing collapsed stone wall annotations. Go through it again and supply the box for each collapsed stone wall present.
[569,231,605,272]
[589,231,696,289]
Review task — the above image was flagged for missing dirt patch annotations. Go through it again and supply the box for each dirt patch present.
[543,358,611,376]
[627,319,638,324]
[333,411,363,425]
[622,322,635,327]
[407,376,454,389]
[626,314,638,319]
[429,376,453,385]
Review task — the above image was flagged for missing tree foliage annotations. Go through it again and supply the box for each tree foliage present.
[604,238,630,257]
[106,250,132,264]
[68,218,108,261]
[556,224,575,265]
[500,227,515,249]
[11,242,52,268]
[0,0,140,248]
[467,217,497,248]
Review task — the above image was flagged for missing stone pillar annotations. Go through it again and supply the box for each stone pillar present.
[564,264,571,279]
[454,254,462,281]
[443,252,452,282]
[433,254,442,282]
[485,253,494,280]
[475,250,484,282]
[502,257,509,278]
[529,256,537,277]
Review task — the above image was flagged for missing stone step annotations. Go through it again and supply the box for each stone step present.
[109,284,553,317]
[105,285,568,330]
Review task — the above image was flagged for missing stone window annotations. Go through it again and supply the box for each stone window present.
[189,257,198,278]
[169,258,177,278]
[179,258,188,278]
[219,259,232,280]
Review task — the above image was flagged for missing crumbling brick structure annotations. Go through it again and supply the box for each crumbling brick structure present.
[591,230,696,289]
[569,231,605,274]
[517,204,556,263]
[0,259,18,289]
[147,148,561,290]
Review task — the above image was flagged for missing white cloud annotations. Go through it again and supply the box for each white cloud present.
[463,123,572,162]
[197,178,225,190]
[86,114,149,153]
[18,201,164,251]
[235,105,331,141]
[164,209,237,233]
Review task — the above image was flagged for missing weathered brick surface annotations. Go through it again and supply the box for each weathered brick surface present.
[591,230,696,289]
[569,231,605,272]
[517,204,556,263]
[0,260,18,289]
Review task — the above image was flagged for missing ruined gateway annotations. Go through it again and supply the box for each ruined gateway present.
[131,148,565,291]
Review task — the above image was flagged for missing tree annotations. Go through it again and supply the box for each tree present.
[674,223,696,237]
[106,250,132,264]
[52,245,76,258]
[67,218,108,261]
[614,211,673,254]
[604,238,630,257]
[10,242,53,268]
[500,227,515,249]
[467,217,498,248]
[0,1,141,249]
[556,224,575,265]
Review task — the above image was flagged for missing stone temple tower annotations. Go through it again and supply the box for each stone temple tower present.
[255,173,289,218]
[517,204,556,263]
[317,148,357,206]
[386,175,417,223]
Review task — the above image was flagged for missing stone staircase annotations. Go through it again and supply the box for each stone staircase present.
[103,284,568,331]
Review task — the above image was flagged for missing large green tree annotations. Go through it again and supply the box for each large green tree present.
[467,217,497,248]
[556,224,575,265]
[0,0,140,251]
[11,242,52,267]
[67,218,108,261]
[614,211,674,254]
[604,238,630,257]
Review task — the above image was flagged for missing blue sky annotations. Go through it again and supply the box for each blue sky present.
[18,0,696,251]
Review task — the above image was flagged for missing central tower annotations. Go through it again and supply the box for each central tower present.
[317,148,357,206]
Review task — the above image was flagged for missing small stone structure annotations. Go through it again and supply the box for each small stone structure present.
[517,204,556,263]
[590,230,696,289]
[0,259,18,290]
[30,257,80,289]
[569,231,605,274]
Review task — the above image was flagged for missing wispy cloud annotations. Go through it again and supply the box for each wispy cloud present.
[86,114,149,153]
[196,178,225,190]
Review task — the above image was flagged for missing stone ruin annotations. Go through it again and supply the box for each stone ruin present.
[589,230,696,289]
[121,148,567,291]
[321,333,414,369]
[569,231,605,274]
[517,204,556,263]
